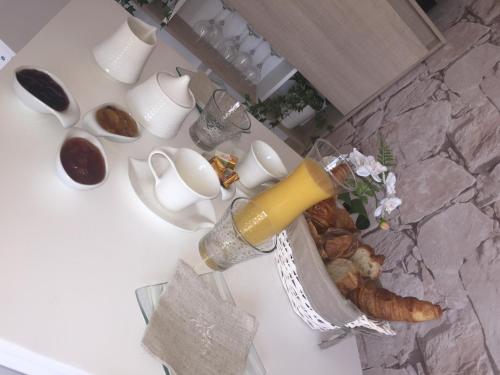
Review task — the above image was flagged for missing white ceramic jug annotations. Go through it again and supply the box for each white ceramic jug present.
[148,148,220,211]
[126,72,195,139]
[93,17,157,84]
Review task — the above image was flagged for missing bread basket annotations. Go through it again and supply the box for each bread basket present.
[275,215,395,339]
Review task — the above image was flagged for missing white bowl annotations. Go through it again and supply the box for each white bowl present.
[56,128,109,190]
[13,65,80,128]
[82,103,142,143]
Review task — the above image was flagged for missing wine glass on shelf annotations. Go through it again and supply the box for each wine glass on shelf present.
[222,12,247,39]
[216,28,249,63]
[192,6,230,44]
[239,26,263,53]
[243,48,280,84]
[231,39,265,72]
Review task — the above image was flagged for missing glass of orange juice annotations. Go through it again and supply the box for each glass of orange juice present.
[306,138,357,192]
[199,197,277,271]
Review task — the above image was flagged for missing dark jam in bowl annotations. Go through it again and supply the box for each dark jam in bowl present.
[60,137,106,185]
[16,68,70,111]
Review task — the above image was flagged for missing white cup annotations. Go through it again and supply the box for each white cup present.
[236,140,287,189]
[148,148,220,211]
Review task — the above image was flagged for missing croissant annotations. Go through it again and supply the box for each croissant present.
[334,206,356,231]
[305,197,337,233]
[348,282,442,322]
[306,218,328,261]
[323,228,358,260]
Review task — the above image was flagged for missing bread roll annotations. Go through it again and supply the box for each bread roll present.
[350,244,385,280]
[348,282,442,322]
[326,259,361,296]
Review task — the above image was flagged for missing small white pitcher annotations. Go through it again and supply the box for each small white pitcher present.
[148,148,220,211]
[126,72,195,139]
[93,17,157,84]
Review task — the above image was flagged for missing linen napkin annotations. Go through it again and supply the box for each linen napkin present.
[142,260,257,375]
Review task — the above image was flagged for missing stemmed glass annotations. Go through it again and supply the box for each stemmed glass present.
[192,6,230,45]
[243,48,280,84]
[239,26,262,53]
[216,28,249,63]
[232,39,265,72]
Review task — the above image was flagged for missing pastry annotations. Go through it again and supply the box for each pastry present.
[305,197,337,233]
[350,244,385,280]
[326,259,362,296]
[306,218,328,261]
[348,282,442,322]
[334,206,356,231]
[322,229,358,260]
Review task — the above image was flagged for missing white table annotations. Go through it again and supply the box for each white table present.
[0,1,363,374]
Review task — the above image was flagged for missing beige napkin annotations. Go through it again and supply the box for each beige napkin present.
[142,260,257,375]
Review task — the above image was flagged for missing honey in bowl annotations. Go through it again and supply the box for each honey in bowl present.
[96,105,139,137]
[60,137,106,185]
[16,69,70,111]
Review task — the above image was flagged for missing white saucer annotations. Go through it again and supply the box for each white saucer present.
[128,149,217,232]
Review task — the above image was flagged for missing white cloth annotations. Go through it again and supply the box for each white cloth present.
[142,260,257,375]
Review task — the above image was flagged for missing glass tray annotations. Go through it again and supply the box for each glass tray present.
[135,271,266,375]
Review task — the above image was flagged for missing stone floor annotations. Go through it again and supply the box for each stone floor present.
[325,0,500,374]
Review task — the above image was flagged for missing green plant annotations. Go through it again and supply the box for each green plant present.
[247,72,329,128]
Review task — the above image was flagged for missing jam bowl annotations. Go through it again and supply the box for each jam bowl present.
[56,128,109,190]
[13,65,80,128]
[82,103,142,143]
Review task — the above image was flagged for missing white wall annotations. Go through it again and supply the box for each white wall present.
[0,0,69,52]
[0,365,22,375]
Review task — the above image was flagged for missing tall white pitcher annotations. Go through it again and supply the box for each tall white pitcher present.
[93,17,157,84]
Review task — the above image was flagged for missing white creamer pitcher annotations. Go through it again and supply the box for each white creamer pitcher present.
[126,72,195,139]
[93,17,157,84]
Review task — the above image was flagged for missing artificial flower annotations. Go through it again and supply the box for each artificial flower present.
[385,172,397,195]
[349,148,387,182]
[374,197,402,218]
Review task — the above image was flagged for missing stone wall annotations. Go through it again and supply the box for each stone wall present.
[325,1,500,373]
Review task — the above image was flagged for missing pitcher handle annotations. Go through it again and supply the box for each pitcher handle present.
[148,150,174,183]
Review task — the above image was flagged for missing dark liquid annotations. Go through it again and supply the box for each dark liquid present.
[16,69,70,111]
[96,105,139,137]
[60,138,106,185]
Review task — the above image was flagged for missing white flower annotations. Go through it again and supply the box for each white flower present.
[349,148,387,182]
[385,172,397,195]
[374,197,402,218]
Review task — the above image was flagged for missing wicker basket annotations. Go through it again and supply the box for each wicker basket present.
[275,215,395,336]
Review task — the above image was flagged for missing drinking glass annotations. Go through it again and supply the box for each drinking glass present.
[192,8,230,44]
[243,49,280,84]
[199,197,277,271]
[221,12,247,39]
[216,29,248,63]
[306,138,357,192]
[189,89,251,151]
[239,26,262,53]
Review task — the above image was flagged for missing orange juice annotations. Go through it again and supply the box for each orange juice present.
[235,158,335,245]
